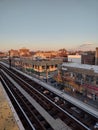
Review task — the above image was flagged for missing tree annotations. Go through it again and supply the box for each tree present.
[58,48,67,57]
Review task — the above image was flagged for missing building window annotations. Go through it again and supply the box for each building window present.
[46,65,49,69]
[96,77,98,85]
[86,75,94,83]
[42,66,45,69]
[55,64,57,67]
[35,65,37,69]
[51,65,53,68]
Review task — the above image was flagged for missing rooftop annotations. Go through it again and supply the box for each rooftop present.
[62,62,98,73]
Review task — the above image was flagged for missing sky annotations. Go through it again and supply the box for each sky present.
[0,0,98,51]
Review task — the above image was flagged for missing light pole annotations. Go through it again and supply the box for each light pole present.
[9,50,11,68]
[46,64,48,83]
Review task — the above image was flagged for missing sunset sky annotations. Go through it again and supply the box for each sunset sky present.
[0,0,98,51]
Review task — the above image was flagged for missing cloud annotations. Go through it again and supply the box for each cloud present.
[79,43,94,47]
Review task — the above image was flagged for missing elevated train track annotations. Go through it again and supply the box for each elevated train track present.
[0,71,53,130]
[0,63,98,130]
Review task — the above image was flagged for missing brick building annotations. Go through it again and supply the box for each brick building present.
[62,63,98,100]
[95,47,98,65]
[81,52,95,65]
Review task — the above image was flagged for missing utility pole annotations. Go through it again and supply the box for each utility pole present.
[46,64,48,83]
[9,50,11,68]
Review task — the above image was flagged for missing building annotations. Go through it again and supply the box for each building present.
[34,51,58,59]
[33,49,68,61]
[95,47,98,65]
[68,55,81,63]
[81,52,95,65]
[0,52,7,58]
[62,63,98,100]
[12,58,62,77]
[19,48,30,57]
[9,49,19,57]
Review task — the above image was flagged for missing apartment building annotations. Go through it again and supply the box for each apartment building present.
[62,63,98,100]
